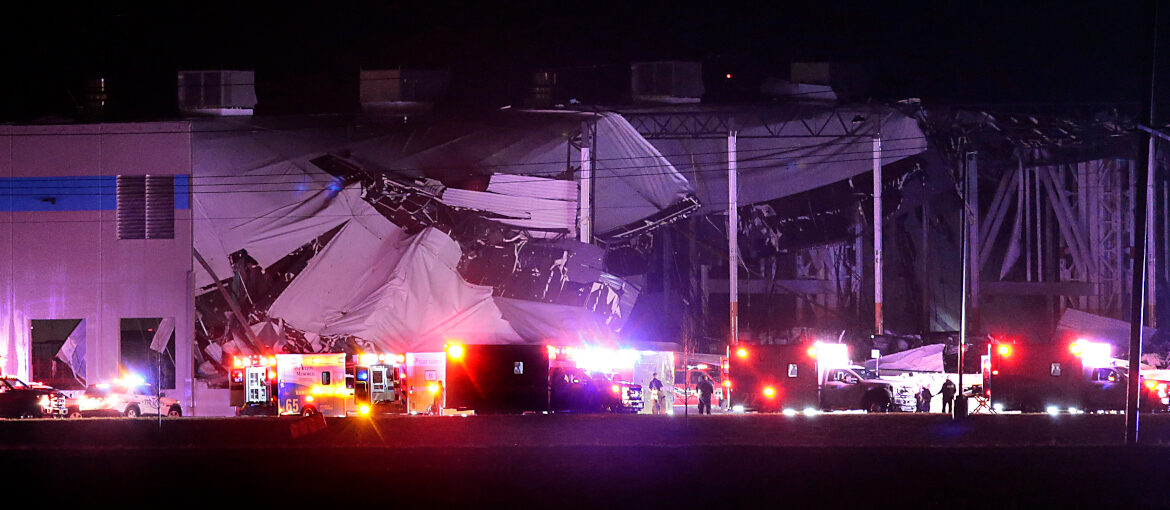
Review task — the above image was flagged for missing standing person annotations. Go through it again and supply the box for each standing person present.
[696,374,715,415]
[940,377,957,414]
[648,372,665,415]
[918,384,932,413]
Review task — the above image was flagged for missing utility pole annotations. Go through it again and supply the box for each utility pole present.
[873,136,883,336]
[1127,131,1152,444]
[956,151,978,419]
[728,128,739,346]
[1127,0,1158,445]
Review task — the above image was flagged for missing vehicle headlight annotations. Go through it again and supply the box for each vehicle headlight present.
[38,395,50,409]
[80,396,103,410]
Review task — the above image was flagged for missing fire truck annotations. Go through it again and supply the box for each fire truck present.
[229,352,405,416]
[985,338,1169,413]
[728,342,917,413]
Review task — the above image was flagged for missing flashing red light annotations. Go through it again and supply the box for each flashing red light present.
[611,385,620,394]
[1069,342,1084,356]
[763,386,776,398]
[991,370,999,375]
[722,379,731,388]
[1146,380,1157,390]
[267,370,275,380]
[736,348,748,358]
[807,347,818,358]
[233,357,243,368]
[997,345,1012,357]
[725,73,733,79]
[447,344,465,361]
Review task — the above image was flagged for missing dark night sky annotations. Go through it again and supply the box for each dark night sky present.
[2,2,1166,121]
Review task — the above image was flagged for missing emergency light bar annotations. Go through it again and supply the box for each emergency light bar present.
[233,355,278,367]
[1070,339,1112,368]
[812,342,849,369]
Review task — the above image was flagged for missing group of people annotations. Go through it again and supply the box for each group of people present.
[916,377,957,413]
[647,372,717,415]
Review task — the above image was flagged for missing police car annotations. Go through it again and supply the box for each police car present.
[65,376,182,418]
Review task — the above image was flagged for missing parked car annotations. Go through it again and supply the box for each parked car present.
[65,378,182,417]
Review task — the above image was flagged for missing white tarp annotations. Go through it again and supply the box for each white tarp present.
[1,307,30,380]
[1057,308,1156,349]
[493,297,617,343]
[191,118,390,287]
[267,221,522,353]
[638,104,927,212]
[863,343,945,372]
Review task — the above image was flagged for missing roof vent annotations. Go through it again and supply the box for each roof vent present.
[630,61,703,104]
[177,70,256,116]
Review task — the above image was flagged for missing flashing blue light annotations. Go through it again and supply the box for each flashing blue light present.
[325,179,343,197]
[357,369,369,382]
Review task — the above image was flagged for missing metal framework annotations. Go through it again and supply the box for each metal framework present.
[977,157,1144,322]
[620,105,884,140]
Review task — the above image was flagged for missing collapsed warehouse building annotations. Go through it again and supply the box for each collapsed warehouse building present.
[190,111,702,384]
[189,102,933,386]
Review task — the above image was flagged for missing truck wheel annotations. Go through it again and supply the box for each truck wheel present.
[864,391,891,413]
[167,405,182,417]
[124,405,141,418]
[301,406,319,417]
[68,407,83,418]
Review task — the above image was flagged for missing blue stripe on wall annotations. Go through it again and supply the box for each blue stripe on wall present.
[0,175,190,212]
[175,175,190,210]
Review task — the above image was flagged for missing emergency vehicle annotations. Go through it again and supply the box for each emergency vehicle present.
[349,353,408,415]
[229,353,345,416]
[728,342,917,413]
[986,338,1170,413]
[444,344,550,414]
[230,352,406,417]
[404,352,446,414]
[442,344,650,414]
[0,376,67,418]
[548,346,644,413]
[64,375,183,417]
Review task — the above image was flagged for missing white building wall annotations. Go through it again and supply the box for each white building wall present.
[0,122,195,410]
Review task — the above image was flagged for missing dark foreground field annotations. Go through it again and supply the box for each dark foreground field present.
[6,414,1170,508]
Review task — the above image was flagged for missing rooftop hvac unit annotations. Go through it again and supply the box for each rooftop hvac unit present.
[360,69,449,111]
[177,70,256,116]
[630,61,704,104]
